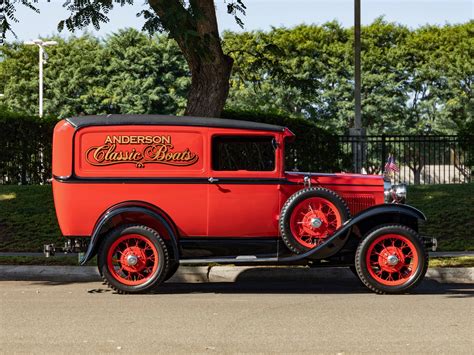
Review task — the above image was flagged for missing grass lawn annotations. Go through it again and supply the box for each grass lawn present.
[0,183,473,253]
[429,256,474,268]
[408,184,474,251]
[0,185,62,252]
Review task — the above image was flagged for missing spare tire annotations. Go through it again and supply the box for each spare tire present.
[279,187,350,254]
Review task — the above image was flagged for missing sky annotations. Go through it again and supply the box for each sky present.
[3,0,473,42]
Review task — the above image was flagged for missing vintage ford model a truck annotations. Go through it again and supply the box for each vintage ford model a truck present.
[52,115,433,294]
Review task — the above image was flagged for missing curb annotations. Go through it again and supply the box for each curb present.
[425,268,474,284]
[0,265,472,284]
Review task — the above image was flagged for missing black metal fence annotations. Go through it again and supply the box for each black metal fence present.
[1,128,472,185]
[338,135,473,185]
[0,115,56,185]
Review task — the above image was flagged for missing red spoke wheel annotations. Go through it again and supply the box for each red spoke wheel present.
[99,225,169,294]
[280,187,350,254]
[355,225,428,294]
[289,197,343,248]
[107,234,159,286]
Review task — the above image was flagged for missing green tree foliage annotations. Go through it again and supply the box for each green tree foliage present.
[0,29,189,118]
[224,22,354,132]
[1,0,247,117]
[0,21,472,134]
[45,35,109,117]
[356,19,411,133]
[103,29,189,115]
[0,43,39,114]
[224,20,473,134]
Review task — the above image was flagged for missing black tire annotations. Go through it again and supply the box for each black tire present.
[355,224,428,294]
[98,224,169,294]
[279,187,350,254]
[164,261,180,282]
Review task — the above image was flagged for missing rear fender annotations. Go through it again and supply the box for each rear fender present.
[80,201,179,265]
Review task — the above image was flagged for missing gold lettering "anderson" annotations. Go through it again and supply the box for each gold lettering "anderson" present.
[85,135,199,168]
[104,135,171,145]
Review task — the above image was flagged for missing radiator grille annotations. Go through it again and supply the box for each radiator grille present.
[341,194,376,216]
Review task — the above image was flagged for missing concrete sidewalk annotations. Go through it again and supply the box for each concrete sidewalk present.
[0,265,472,284]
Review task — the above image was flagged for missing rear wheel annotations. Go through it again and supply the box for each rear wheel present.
[98,224,169,294]
[355,225,428,294]
[280,187,350,254]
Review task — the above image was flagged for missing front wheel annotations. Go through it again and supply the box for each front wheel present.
[98,224,169,294]
[355,224,428,294]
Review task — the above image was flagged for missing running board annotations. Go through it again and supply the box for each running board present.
[180,256,279,265]
[180,226,353,265]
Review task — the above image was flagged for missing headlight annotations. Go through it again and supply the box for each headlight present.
[384,181,407,204]
[393,184,407,203]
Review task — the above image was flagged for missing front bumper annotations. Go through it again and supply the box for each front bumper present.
[423,237,438,252]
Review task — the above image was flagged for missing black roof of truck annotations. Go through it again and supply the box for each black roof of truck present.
[66,114,286,132]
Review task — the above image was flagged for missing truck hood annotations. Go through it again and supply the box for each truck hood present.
[285,171,384,187]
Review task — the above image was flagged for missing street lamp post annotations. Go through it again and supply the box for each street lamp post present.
[24,39,57,117]
[0,0,4,47]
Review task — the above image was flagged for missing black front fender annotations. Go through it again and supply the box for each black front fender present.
[347,203,426,224]
[279,203,426,262]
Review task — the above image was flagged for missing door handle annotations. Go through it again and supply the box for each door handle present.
[208,177,219,183]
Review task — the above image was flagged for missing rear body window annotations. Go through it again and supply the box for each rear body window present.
[212,136,275,171]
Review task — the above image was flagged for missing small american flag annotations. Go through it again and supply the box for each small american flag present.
[384,155,399,173]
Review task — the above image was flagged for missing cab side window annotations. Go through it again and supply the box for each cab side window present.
[212,136,276,171]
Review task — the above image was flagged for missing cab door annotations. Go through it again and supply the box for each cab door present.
[206,130,282,237]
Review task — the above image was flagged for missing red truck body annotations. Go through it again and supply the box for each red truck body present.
[52,115,430,294]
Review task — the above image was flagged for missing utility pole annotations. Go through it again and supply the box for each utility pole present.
[354,0,361,130]
[350,0,366,173]
[24,39,57,117]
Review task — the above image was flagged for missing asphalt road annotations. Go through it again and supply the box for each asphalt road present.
[1,279,473,354]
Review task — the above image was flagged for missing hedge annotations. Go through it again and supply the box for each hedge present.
[0,108,340,184]
[0,108,57,184]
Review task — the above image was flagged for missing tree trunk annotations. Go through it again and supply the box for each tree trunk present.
[185,55,233,117]
[411,165,423,185]
[149,0,233,117]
